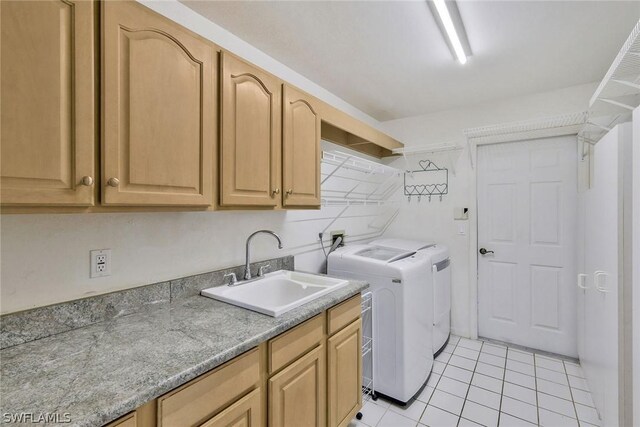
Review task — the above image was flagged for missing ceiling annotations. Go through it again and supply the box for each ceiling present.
[181,1,640,122]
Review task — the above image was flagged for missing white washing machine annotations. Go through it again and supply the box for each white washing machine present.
[371,239,451,355]
[328,244,433,404]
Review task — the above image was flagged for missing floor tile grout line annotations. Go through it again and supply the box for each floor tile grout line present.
[563,359,582,426]
[500,347,542,426]
[421,336,461,424]
[456,339,483,427]
[497,344,508,427]
[533,351,540,425]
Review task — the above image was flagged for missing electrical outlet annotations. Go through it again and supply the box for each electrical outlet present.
[90,249,112,278]
[330,230,345,247]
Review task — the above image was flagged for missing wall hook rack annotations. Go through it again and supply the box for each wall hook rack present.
[404,159,449,201]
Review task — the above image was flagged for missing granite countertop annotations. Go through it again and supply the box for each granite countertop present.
[0,280,368,426]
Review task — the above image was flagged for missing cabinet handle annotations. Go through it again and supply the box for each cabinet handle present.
[80,176,94,186]
[285,189,293,196]
[272,188,280,196]
[577,273,588,289]
[107,178,120,187]
[594,271,609,293]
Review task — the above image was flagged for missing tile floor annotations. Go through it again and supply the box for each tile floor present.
[350,335,600,427]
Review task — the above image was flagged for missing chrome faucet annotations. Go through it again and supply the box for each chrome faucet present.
[244,230,283,280]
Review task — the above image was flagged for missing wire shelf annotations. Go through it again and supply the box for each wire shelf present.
[464,112,588,144]
[362,337,372,358]
[581,19,640,146]
[322,151,399,176]
[321,150,402,207]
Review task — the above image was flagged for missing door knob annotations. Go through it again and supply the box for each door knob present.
[479,248,494,255]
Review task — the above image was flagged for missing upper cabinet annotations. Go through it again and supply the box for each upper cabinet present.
[102,1,215,206]
[282,85,321,208]
[220,52,282,207]
[0,0,96,206]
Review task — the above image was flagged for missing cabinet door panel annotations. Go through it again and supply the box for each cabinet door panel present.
[220,53,281,207]
[102,1,215,206]
[328,319,362,427]
[1,0,95,206]
[269,344,325,427]
[282,85,321,207]
[200,388,262,427]
[105,412,136,427]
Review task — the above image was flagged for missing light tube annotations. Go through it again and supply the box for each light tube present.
[433,0,467,64]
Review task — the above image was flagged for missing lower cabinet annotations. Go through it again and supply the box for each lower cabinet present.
[327,319,362,427]
[269,344,326,427]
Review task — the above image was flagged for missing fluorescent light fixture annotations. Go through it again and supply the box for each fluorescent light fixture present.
[429,0,471,65]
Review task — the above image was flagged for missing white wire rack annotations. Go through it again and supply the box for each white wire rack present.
[321,150,403,206]
[391,142,467,175]
[358,291,375,422]
[580,19,640,146]
[464,112,588,144]
[391,142,463,156]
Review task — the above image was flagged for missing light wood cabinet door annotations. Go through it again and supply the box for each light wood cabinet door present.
[0,0,95,206]
[220,53,281,207]
[102,1,215,206]
[268,344,326,427]
[327,319,362,427]
[200,388,262,427]
[282,85,321,208]
[105,412,136,427]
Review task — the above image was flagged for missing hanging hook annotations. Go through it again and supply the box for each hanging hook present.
[440,195,443,202]
[429,195,432,202]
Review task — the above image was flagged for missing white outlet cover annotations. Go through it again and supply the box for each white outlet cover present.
[90,249,112,278]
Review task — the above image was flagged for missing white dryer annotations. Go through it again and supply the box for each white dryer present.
[328,244,433,404]
[371,239,451,355]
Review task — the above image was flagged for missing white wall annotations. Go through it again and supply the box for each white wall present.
[379,82,597,337]
[0,197,394,314]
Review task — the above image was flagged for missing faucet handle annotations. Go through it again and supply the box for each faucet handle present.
[223,272,237,286]
[258,264,271,277]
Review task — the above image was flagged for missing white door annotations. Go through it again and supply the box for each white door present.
[477,136,578,356]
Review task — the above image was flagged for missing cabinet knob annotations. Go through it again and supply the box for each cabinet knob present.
[272,188,280,196]
[80,176,94,186]
[107,177,120,187]
[285,189,293,196]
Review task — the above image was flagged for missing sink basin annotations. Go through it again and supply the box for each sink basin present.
[200,270,350,317]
